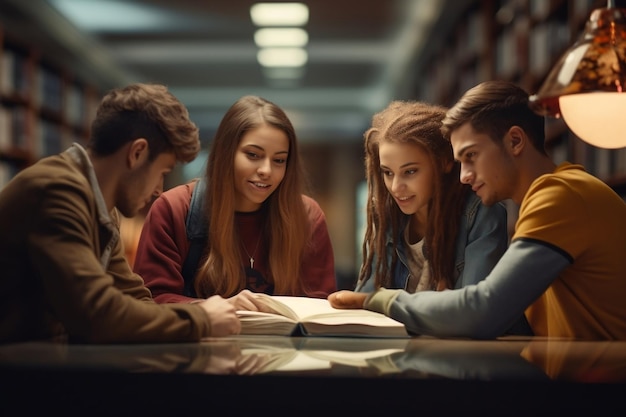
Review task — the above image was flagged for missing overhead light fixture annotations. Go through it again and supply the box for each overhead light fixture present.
[262,68,305,88]
[254,28,308,47]
[262,67,305,79]
[250,3,309,26]
[529,0,626,149]
[257,48,308,67]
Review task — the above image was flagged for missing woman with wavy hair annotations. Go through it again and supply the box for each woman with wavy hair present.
[353,100,530,335]
[134,95,336,305]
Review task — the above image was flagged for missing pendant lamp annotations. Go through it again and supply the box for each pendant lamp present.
[528,0,626,149]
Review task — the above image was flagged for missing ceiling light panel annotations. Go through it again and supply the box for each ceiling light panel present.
[254,28,308,47]
[257,48,308,67]
[250,3,309,26]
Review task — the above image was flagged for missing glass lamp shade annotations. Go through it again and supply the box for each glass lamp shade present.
[529,7,626,149]
[559,93,626,148]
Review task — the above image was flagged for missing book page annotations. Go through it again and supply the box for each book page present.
[236,311,297,336]
[236,293,301,335]
[301,320,408,337]
[268,295,344,320]
[250,293,300,320]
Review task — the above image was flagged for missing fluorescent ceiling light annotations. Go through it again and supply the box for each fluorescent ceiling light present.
[250,3,309,26]
[254,28,308,47]
[257,48,308,67]
[262,67,306,79]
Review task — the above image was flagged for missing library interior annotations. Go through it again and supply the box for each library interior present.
[1,1,626,415]
[2,0,626,283]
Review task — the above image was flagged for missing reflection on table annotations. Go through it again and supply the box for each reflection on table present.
[1,336,625,381]
[1,336,625,415]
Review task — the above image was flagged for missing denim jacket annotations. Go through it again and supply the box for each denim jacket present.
[355,192,509,292]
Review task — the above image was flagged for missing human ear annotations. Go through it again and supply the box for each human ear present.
[127,138,149,169]
[507,126,525,156]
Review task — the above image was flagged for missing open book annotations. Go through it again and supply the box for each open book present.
[237,294,409,338]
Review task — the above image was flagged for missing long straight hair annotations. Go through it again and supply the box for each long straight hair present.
[194,96,311,297]
[360,100,469,290]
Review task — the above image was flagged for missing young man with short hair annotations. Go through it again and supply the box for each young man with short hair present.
[0,83,259,343]
[329,80,626,340]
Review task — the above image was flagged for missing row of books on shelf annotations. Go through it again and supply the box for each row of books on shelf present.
[420,0,597,106]
[0,42,100,191]
[0,106,81,158]
[1,47,93,127]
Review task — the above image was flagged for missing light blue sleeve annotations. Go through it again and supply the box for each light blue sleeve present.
[384,239,570,339]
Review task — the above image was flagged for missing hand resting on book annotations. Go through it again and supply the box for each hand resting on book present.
[226,289,279,313]
[328,290,367,309]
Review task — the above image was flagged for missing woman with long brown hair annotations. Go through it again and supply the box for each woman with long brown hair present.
[355,100,508,293]
[352,100,531,334]
[134,95,336,304]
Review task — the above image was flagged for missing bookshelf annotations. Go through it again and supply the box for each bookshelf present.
[414,0,626,199]
[0,26,100,189]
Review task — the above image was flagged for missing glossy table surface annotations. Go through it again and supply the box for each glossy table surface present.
[1,335,625,415]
